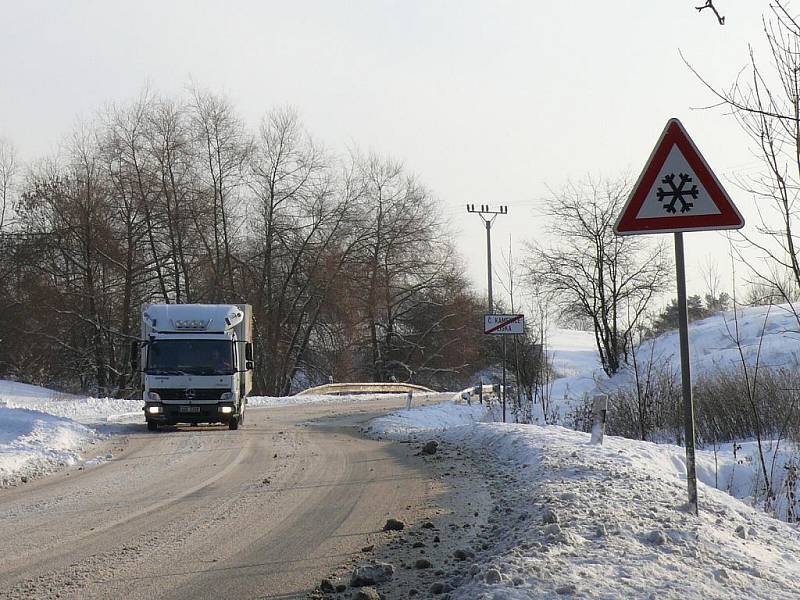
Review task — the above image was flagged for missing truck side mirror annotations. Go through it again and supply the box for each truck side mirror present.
[245,342,253,362]
[130,340,140,372]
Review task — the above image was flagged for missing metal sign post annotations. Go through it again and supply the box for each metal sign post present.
[674,232,699,514]
[502,336,506,422]
[614,118,745,516]
[485,314,524,423]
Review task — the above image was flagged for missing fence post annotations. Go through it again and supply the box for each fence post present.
[590,394,608,445]
[406,391,413,410]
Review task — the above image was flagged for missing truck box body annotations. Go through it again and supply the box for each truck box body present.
[138,304,253,430]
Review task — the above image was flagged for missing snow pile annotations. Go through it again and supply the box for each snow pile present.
[369,401,800,599]
[0,378,142,425]
[0,380,76,402]
[649,304,800,376]
[365,400,488,439]
[4,395,145,425]
[0,406,99,486]
[547,328,602,411]
[449,423,800,600]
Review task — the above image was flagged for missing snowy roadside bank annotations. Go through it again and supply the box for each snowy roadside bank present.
[368,402,800,599]
[0,406,100,487]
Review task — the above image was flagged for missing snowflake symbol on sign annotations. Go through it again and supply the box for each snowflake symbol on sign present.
[656,173,698,214]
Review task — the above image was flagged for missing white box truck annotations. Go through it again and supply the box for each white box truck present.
[132,304,253,431]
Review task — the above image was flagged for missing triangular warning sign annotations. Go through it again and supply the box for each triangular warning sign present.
[615,118,744,235]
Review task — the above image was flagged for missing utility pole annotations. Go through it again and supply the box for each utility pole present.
[469,204,508,422]
[466,204,507,312]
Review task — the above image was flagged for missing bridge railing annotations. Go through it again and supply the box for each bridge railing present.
[296,382,436,396]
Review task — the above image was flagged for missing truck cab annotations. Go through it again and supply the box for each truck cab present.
[134,304,253,431]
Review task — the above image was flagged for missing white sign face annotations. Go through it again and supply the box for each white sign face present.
[635,146,722,219]
[484,314,524,335]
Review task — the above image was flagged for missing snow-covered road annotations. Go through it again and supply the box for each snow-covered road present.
[0,395,481,599]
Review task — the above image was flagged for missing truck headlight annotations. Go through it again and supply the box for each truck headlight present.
[148,391,161,401]
[219,405,233,414]
[220,392,234,401]
[147,405,162,414]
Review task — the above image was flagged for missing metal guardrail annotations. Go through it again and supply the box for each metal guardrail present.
[296,382,436,396]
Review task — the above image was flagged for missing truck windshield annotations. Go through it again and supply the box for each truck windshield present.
[146,340,234,375]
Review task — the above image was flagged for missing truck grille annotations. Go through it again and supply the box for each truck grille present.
[151,388,227,401]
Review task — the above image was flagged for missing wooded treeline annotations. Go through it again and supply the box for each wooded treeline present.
[0,90,490,396]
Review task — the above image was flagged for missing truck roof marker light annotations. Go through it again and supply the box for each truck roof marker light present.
[172,319,209,330]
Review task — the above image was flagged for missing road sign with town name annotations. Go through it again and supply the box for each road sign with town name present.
[484,314,525,335]
[614,118,744,235]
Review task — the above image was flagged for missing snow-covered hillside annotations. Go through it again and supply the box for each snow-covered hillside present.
[549,327,601,377]
[550,304,800,417]
[548,328,602,413]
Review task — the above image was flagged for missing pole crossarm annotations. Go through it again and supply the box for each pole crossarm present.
[467,204,507,224]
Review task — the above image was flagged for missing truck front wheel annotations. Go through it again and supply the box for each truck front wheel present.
[228,416,239,430]
[146,421,158,432]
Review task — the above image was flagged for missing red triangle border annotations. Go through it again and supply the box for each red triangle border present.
[615,119,744,235]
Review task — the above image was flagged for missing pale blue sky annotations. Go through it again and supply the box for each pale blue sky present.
[0,1,775,307]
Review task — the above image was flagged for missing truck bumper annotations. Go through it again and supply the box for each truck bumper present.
[144,402,239,425]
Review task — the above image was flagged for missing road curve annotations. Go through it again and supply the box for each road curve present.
[0,395,453,599]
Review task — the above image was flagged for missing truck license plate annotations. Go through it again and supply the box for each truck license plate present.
[180,405,201,413]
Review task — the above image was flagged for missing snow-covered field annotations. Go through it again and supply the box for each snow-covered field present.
[549,327,602,377]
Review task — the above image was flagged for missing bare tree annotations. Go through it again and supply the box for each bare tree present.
[188,86,251,301]
[146,95,200,302]
[245,108,363,395]
[19,126,121,393]
[0,87,486,397]
[0,138,17,232]
[349,153,458,383]
[526,176,671,376]
[686,2,800,322]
